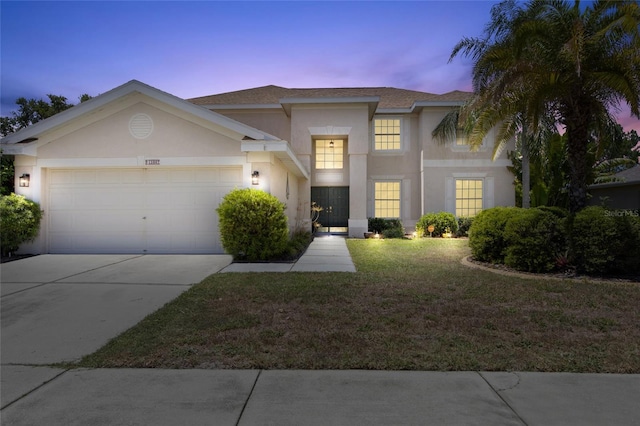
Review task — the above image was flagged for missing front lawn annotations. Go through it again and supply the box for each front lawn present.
[75,238,640,372]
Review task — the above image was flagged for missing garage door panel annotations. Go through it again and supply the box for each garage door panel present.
[49,211,73,232]
[49,188,73,210]
[48,167,241,254]
[220,168,243,183]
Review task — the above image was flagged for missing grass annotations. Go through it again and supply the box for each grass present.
[74,238,640,372]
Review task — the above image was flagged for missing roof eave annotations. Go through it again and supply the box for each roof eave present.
[0,80,279,145]
[279,96,380,119]
[241,140,310,179]
[412,100,467,110]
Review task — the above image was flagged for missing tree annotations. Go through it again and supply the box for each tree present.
[438,0,640,213]
[1,93,92,194]
[1,94,92,137]
[432,0,557,208]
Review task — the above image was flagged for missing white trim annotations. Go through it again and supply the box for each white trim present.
[423,159,511,168]
[308,126,352,136]
[452,172,488,178]
[241,140,309,179]
[37,156,247,168]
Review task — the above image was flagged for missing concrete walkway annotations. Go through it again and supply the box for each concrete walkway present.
[220,235,356,273]
[2,368,639,425]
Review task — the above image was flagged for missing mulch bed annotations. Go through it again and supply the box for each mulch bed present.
[465,256,640,283]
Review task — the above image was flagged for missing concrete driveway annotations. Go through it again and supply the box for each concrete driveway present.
[0,254,231,407]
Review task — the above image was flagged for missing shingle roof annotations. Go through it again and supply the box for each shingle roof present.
[615,164,640,182]
[188,85,472,109]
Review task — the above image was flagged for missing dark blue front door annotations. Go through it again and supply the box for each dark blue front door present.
[311,187,349,233]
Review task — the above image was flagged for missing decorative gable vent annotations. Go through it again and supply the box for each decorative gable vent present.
[129,113,154,139]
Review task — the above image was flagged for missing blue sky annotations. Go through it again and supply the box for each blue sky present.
[1,0,638,132]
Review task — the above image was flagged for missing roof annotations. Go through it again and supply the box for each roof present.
[0,80,283,146]
[188,85,472,110]
[615,164,640,182]
[590,164,640,188]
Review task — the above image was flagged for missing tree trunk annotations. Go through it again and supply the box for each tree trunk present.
[521,125,530,208]
[566,111,590,214]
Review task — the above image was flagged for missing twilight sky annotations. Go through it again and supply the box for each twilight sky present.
[1,0,638,132]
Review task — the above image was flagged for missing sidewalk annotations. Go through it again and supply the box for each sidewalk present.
[220,235,356,273]
[2,368,638,425]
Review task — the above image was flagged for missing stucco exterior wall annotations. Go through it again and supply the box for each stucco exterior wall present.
[289,104,370,237]
[368,114,423,227]
[588,184,640,210]
[38,102,243,160]
[418,108,515,217]
[213,109,291,142]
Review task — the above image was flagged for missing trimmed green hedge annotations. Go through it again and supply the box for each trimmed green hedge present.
[0,193,43,256]
[468,207,520,263]
[368,218,405,239]
[217,188,289,261]
[469,205,640,276]
[504,208,567,273]
[416,212,458,237]
[570,207,640,275]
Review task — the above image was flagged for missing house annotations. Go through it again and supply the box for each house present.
[0,80,515,254]
[588,165,640,210]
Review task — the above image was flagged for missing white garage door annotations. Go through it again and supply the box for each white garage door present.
[48,167,242,254]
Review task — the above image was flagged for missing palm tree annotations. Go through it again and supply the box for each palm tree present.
[433,0,552,208]
[437,0,640,213]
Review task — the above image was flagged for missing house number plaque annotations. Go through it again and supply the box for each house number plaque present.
[145,159,160,165]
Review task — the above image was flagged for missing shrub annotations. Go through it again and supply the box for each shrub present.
[0,193,43,256]
[535,205,569,219]
[612,214,640,274]
[285,230,313,260]
[468,207,521,263]
[455,217,474,237]
[217,188,289,261]
[416,212,458,237]
[571,207,640,275]
[504,208,567,273]
[367,218,405,238]
[367,217,387,233]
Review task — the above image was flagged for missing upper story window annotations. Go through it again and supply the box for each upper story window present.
[315,139,344,169]
[455,128,469,146]
[451,128,488,152]
[374,118,401,151]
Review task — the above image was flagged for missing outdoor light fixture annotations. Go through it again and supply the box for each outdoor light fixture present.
[19,173,30,188]
[251,171,260,185]
[329,140,334,148]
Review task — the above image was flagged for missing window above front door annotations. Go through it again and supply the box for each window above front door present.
[315,139,344,169]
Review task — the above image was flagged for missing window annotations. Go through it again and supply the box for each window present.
[455,128,469,146]
[374,119,401,150]
[374,181,400,218]
[315,139,343,169]
[456,179,483,217]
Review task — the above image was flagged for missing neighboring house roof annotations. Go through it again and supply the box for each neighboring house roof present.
[615,164,640,182]
[189,85,473,112]
[590,164,640,188]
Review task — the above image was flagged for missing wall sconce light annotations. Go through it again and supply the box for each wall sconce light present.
[19,173,30,187]
[251,171,260,185]
[329,140,334,148]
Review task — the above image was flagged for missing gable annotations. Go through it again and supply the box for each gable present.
[37,101,243,160]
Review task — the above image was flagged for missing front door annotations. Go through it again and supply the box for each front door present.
[311,187,349,234]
